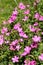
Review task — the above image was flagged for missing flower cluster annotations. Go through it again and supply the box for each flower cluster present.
[34,12,43,21]
[0,1,43,65]
[14,23,28,38]
[24,60,36,65]
[8,10,18,23]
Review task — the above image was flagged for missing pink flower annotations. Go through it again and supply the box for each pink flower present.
[19,38,23,42]
[29,25,36,32]
[8,10,18,23]
[31,42,38,48]
[32,35,41,42]
[10,45,16,51]
[10,40,18,51]
[0,35,4,45]
[14,23,22,32]
[10,15,17,21]
[24,60,30,65]
[30,60,36,65]
[36,28,41,32]
[22,16,28,21]
[21,52,27,56]
[1,27,8,34]
[5,40,10,44]
[13,22,22,32]
[23,34,28,38]
[17,27,22,32]
[19,31,28,38]
[24,10,30,14]
[19,32,24,37]
[24,60,36,65]
[14,23,28,38]
[11,39,18,46]
[41,32,43,35]
[34,13,40,20]
[29,24,41,32]
[39,15,43,21]
[16,45,21,51]
[33,22,38,26]
[24,46,31,54]
[14,23,21,30]
[12,56,19,63]
[6,32,10,36]
[8,18,13,23]
[19,2,26,10]
[38,54,43,61]
[12,10,18,16]
[21,46,31,56]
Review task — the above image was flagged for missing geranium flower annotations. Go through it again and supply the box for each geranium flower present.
[19,31,28,38]
[0,35,4,45]
[34,13,40,20]
[24,9,30,14]
[24,60,36,65]
[16,45,21,51]
[8,10,18,23]
[24,60,30,65]
[38,54,43,61]
[33,22,38,26]
[39,15,43,21]
[21,46,31,56]
[30,60,36,65]
[31,42,38,48]
[29,25,36,32]
[1,27,8,34]
[12,56,19,63]
[19,2,26,10]
[22,16,28,21]
[10,39,18,51]
[21,52,27,56]
[24,46,31,54]
[12,10,18,16]
[14,23,21,30]
[32,35,41,42]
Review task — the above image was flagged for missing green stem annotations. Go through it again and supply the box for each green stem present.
[14,0,18,6]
